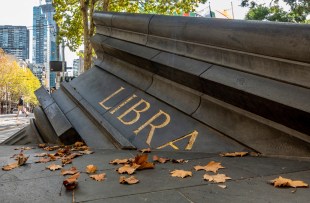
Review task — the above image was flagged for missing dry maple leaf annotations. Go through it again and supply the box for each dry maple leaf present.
[46,163,62,171]
[17,153,29,166]
[220,152,248,157]
[171,159,188,164]
[35,157,51,163]
[61,167,79,176]
[79,150,93,155]
[117,164,137,175]
[2,162,19,171]
[139,148,151,153]
[48,154,58,161]
[119,176,139,185]
[134,154,154,170]
[109,159,130,165]
[153,155,170,163]
[170,170,192,178]
[34,153,47,157]
[203,174,231,183]
[270,176,309,188]
[63,172,80,190]
[90,173,106,181]
[194,161,225,173]
[74,141,84,147]
[86,165,97,174]
[38,143,47,148]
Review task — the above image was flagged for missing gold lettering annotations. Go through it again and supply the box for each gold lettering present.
[99,87,125,110]
[156,130,198,150]
[117,99,150,125]
[134,110,170,146]
[109,94,137,115]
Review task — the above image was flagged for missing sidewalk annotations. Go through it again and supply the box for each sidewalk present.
[0,146,309,203]
[0,113,34,143]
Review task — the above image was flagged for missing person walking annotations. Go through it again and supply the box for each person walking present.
[16,95,28,117]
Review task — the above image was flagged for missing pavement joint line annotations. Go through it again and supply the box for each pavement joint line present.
[177,190,195,203]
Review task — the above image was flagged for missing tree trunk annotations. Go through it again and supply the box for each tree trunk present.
[103,0,109,12]
[80,0,92,71]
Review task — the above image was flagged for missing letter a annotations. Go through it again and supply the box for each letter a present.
[156,131,198,150]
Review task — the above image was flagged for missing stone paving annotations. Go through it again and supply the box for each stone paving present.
[0,146,309,203]
[0,114,34,143]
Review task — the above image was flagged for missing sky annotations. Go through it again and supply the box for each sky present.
[0,0,252,66]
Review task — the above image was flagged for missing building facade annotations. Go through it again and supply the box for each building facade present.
[33,0,58,89]
[0,26,29,60]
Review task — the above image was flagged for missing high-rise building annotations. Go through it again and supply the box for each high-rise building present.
[0,26,29,60]
[33,0,58,89]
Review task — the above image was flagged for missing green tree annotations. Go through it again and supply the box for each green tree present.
[241,0,309,23]
[53,0,207,71]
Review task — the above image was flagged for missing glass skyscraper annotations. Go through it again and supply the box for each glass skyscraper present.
[33,0,58,89]
[0,26,29,60]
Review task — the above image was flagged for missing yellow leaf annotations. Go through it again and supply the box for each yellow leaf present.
[194,161,225,173]
[2,162,19,171]
[203,174,231,183]
[46,164,62,171]
[109,159,130,165]
[117,164,136,175]
[86,164,97,174]
[170,170,192,178]
[61,167,79,176]
[119,176,139,184]
[90,173,106,181]
[271,176,309,188]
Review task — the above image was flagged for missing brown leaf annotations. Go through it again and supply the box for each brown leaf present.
[2,162,19,171]
[48,154,58,161]
[17,154,29,166]
[134,154,154,170]
[34,153,47,157]
[61,157,73,165]
[90,173,106,181]
[117,164,136,175]
[46,163,62,171]
[139,148,151,153]
[74,142,84,147]
[249,152,261,157]
[86,165,97,174]
[170,170,192,178]
[220,152,248,157]
[35,157,51,163]
[79,150,93,155]
[61,167,78,176]
[203,174,231,183]
[38,143,47,148]
[194,161,225,173]
[63,172,80,190]
[153,155,170,163]
[119,176,139,185]
[109,159,130,165]
[171,159,188,163]
[43,146,60,151]
[271,176,309,188]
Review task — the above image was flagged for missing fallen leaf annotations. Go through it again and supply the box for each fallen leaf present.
[203,174,231,183]
[249,152,261,157]
[63,172,80,190]
[86,165,97,174]
[35,157,51,163]
[48,154,58,161]
[119,176,139,185]
[109,159,130,165]
[134,154,154,170]
[38,143,47,148]
[16,153,29,166]
[117,164,137,175]
[270,176,309,188]
[218,185,227,189]
[79,150,93,155]
[153,155,170,163]
[194,161,225,173]
[171,159,188,163]
[90,173,106,181]
[61,158,73,165]
[46,163,62,171]
[2,162,19,171]
[61,167,79,176]
[220,152,248,157]
[74,142,84,147]
[22,147,33,150]
[170,170,192,178]
[34,153,47,157]
[139,148,151,153]
[43,146,59,151]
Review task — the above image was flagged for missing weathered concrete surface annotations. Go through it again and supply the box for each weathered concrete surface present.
[0,146,309,203]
